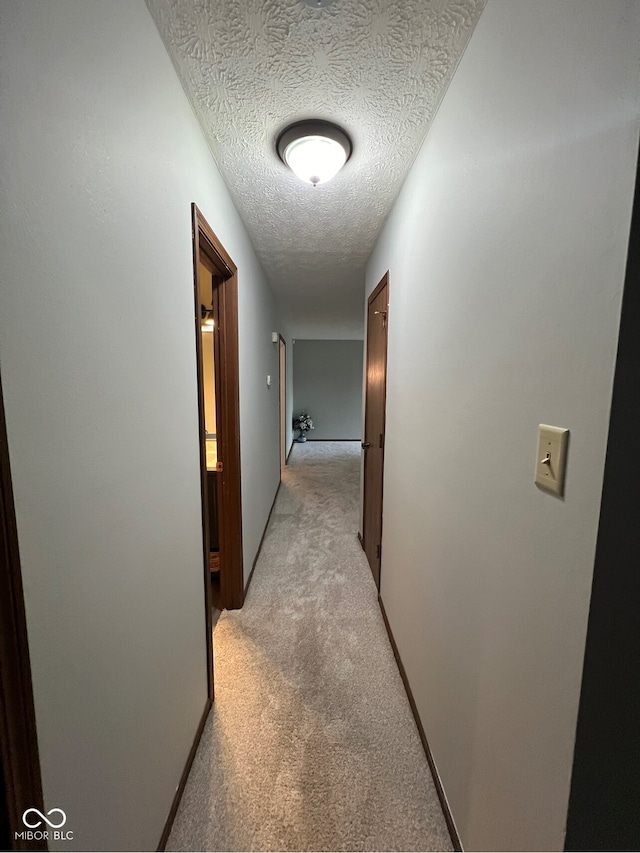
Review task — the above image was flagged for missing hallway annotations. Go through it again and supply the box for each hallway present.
[2,1,640,849]
[168,442,451,852]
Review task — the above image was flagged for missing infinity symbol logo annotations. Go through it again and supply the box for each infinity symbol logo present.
[22,808,67,829]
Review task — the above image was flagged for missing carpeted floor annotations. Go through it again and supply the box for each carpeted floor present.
[167,441,452,852]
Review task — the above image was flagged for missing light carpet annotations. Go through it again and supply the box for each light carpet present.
[167,441,452,852]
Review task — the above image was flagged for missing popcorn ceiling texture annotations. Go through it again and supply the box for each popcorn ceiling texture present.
[146,0,485,337]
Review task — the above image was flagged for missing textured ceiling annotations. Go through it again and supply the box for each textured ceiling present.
[146,0,485,338]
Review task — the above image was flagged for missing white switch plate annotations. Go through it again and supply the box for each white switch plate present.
[535,424,569,496]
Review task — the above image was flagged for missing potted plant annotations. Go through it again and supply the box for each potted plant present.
[293,411,314,443]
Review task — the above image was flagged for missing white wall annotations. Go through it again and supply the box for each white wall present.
[293,340,364,440]
[236,249,282,581]
[365,1,640,850]
[0,0,281,849]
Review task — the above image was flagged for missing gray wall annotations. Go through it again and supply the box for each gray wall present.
[0,0,281,848]
[293,340,363,440]
[365,0,640,849]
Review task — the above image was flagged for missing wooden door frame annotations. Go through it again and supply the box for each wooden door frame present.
[361,272,390,588]
[278,335,287,469]
[564,137,640,852]
[192,205,244,672]
[0,373,46,851]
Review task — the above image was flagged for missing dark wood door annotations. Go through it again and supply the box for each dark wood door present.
[0,374,46,849]
[362,273,389,588]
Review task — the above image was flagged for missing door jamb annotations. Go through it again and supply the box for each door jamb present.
[362,272,390,588]
[191,205,244,681]
[0,373,46,851]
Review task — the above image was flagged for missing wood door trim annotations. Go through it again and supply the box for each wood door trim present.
[195,208,237,276]
[213,262,244,611]
[192,208,215,701]
[0,373,46,851]
[362,272,390,588]
[192,205,244,698]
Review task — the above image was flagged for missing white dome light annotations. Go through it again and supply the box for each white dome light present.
[283,135,347,186]
[277,121,352,187]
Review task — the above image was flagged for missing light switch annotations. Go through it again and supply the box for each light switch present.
[266,374,271,387]
[535,424,569,496]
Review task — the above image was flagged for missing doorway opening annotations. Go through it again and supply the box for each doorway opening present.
[279,335,287,468]
[192,205,244,683]
[361,272,390,589]
[198,250,222,615]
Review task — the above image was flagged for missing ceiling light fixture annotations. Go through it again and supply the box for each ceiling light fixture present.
[277,120,352,187]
